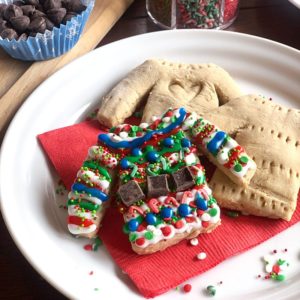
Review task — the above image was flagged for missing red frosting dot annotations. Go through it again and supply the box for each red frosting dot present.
[185,216,195,223]
[174,220,184,229]
[137,224,146,232]
[183,284,192,293]
[202,221,210,228]
[161,226,172,236]
[136,237,146,246]
[197,209,204,216]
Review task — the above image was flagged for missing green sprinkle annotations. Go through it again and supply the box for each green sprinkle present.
[275,274,286,281]
[92,237,102,251]
[277,259,286,266]
[225,210,239,218]
[206,285,216,296]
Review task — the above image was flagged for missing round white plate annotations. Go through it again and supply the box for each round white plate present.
[1,30,300,300]
[289,0,300,9]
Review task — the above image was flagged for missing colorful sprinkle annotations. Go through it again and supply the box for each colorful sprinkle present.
[190,238,199,246]
[183,283,192,293]
[197,252,207,260]
[206,285,216,296]
[261,251,289,282]
[84,244,93,251]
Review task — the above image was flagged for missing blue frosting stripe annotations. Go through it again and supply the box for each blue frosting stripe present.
[71,183,108,202]
[98,108,187,149]
[206,131,227,156]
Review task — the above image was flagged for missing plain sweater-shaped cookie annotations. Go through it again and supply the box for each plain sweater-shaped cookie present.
[97,59,242,127]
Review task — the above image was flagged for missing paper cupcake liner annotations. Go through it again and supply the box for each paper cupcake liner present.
[0,0,94,61]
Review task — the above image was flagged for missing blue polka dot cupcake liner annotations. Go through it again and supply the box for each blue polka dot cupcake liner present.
[0,0,94,61]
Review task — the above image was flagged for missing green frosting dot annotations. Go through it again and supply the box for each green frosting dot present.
[129,233,138,242]
[144,231,154,240]
[209,208,218,217]
[240,156,249,163]
[123,223,130,234]
[234,163,242,172]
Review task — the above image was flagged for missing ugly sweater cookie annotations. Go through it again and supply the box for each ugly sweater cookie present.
[67,107,256,254]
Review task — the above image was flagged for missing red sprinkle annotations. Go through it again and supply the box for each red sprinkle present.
[183,284,192,293]
[84,244,93,251]
[272,264,280,274]
[89,271,94,275]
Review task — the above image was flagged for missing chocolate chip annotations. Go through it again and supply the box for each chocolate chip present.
[0,28,18,40]
[118,180,145,207]
[18,32,28,40]
[43,0,61,11]
[24,0,40,6]
[0,4,8,18]
[21,5,36,16]
[3,4,23,20]
[63,0,85,13]
[170,166,195,192]
[63,11,76,23]
[10,15,30,32]
[0,19,8,32]
[14,1,26,7]
[28,16,46,33]
[31,9,45,19]
[44,17,54,30]
[47,7,66,25]
[147,174,170,198]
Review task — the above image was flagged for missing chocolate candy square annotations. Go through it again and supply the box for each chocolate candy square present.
[118,180,145,207]
[170,166,195,192]
[147,174,170,198]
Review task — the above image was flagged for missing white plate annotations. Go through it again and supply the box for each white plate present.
[289,0,300,9]
[1,30,300,300]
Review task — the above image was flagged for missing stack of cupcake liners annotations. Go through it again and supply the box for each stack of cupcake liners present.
[0,0,94,61]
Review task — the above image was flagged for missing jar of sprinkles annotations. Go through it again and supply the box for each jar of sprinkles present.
[146,0,239,30]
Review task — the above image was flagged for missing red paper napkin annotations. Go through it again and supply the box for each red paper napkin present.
[38,120,300,299]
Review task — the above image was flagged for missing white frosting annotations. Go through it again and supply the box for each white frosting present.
[68,191,102,206]
[88,146,118,168]
[182,112,198,131]
[139,123,149,129]
[68,205,94,219]
[184,152,198,165]
[216,137,238,164]
[76,169,110,192]
[167,153,179,165]
[68,224,97,235]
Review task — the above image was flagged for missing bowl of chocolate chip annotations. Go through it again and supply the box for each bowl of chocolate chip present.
[0,0,94,60]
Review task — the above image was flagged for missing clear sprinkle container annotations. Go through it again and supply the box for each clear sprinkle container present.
[146,0,239,30]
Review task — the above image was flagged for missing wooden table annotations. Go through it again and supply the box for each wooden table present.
[1,0,299,298]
